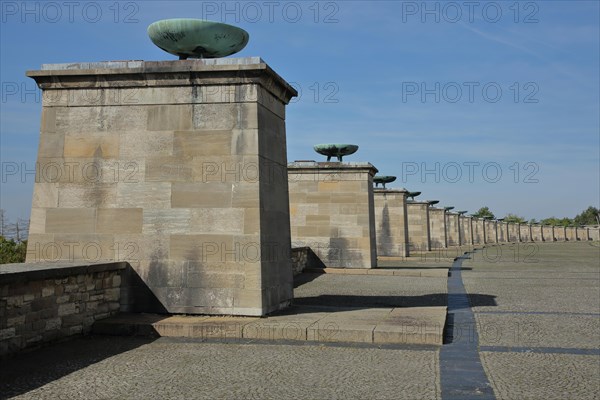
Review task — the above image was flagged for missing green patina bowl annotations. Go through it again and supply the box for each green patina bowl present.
[407,191,421,199]
[428,200,440,206]
[445,206,455,211]
[373,175,396,188]
[148,19,249,59]
[313,144,359,162]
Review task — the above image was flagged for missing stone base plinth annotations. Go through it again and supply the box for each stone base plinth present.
[288,162,378,269]
[26,58,297,316]
[374,189,409,258]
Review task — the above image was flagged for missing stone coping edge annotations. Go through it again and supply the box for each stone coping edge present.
[373,188,408,194]
[0,262,128,285]
[288,161,378,174]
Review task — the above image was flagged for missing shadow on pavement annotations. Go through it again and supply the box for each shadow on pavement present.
[293,293,448,308]
[0,335,156,399]
[292,293,497,310]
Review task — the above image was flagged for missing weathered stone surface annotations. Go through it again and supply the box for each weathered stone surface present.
[542,225,555,241]
[26,59,297,316]
[459,216,473,245]
[428,208,447,249]
[406,202,431,252]
[445,213,461,246]
[473,218,485,244]
[288,162,378,269]
[373,189,409,258]
[520,224,533,242]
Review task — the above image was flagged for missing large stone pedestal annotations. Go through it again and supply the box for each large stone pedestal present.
[374,189,409,257]
[485,220,497,243]
[532,225,543,241]
[406,201,431,252]
[428,208,447,249]
[26,58,297,316]
[508,223,520,242]
[555,226,567,241]
[473,218,485,244]
[566,227,578,241]
[446,213,460,246]
[497,221,507,242]
[459,215,473,245]
[288,162,378,269]
[520,224,533,242]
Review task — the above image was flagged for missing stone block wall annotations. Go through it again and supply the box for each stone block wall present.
[288,162,378,269]
[406,202,431,252]
[428,208,447,249]
[588,227,600,241]
[0,262,126,356]
[374,189,409,257]
[291,247,309,276]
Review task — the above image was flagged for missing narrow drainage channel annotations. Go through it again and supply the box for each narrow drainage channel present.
[439,252,496,400]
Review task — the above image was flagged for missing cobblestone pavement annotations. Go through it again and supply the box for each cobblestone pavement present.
[1,337,440,400]
[463,242,600,399]
[1,242,598,399]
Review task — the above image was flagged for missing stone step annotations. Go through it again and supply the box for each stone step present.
[303,267,449,278]
[93,306,447,346]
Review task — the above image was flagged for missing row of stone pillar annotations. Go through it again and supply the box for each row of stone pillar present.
[286,161,600,269]
[24,58,598,317]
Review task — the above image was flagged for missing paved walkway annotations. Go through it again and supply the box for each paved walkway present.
[1,242,598,399]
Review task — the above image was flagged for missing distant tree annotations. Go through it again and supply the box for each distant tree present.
[573,206,600,226]
[0,209,29,242]
[540,217,572,227]
[0,209,6,237]
[473,207,495,219]
[503,214,527,224]
[0,237,27,264]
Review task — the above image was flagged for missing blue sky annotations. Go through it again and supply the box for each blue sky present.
[1,0,599,222]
